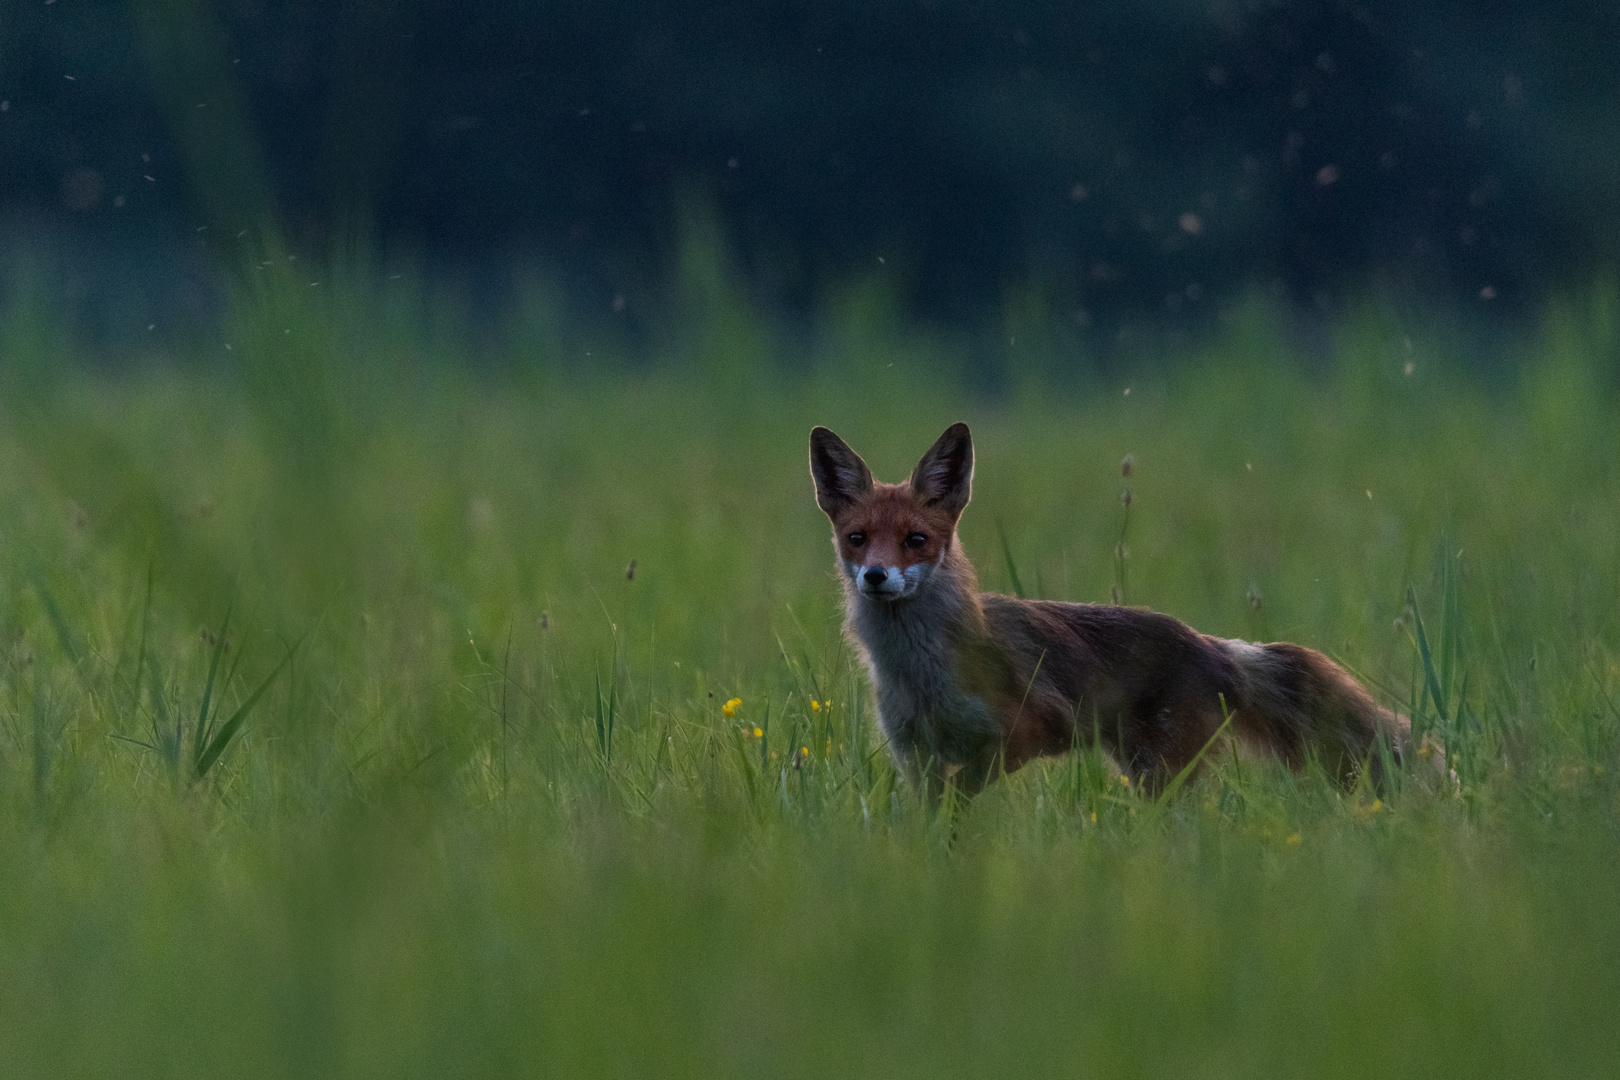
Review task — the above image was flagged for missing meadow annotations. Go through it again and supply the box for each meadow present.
[1,259,1618,1078]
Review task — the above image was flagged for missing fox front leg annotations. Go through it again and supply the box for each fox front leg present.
[904,743,1003,808]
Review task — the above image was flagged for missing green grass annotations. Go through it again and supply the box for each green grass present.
[1,263,1619,1077]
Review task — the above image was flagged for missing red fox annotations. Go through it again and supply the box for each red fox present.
[809,422,1414,798]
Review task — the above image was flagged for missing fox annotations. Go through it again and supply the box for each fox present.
[809,422,1415,799]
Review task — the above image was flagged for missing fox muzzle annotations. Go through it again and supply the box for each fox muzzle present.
[848,561,934,600]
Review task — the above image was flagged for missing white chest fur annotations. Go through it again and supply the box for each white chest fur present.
[844,581,1000,765]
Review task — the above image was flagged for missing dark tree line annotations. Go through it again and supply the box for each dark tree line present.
[2,0,1616,331]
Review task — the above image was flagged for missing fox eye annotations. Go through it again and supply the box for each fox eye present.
[905,532,928,549]
[847,532,867,547]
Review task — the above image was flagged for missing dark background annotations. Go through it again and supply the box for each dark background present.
[3,0,1617,343]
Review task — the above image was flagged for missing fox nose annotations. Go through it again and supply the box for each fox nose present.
[862,567,888,588]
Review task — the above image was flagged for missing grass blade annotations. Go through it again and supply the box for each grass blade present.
[759,699,771,773]
[1157,702,1235,806]
[192,595,235,769]
[143,652,175,767]
[594,668,607,761]
[606,663,617,763]
[30,574,83,668]
[1407,585,1448,726]
[128,563,154,727]
[193,626,308,781]
[729,727,762,813]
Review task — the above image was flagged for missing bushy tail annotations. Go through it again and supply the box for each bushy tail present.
[1219,640,1412,787]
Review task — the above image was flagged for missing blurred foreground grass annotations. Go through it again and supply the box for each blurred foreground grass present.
[1,264,1618,1077]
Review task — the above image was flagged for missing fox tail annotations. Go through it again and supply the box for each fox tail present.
[1219,639,1418,787]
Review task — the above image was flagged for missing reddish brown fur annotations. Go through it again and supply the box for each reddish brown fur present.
[831,487,956,577]
[810,422,1413,799]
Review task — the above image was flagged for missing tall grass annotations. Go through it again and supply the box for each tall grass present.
[0,258,1618,1077]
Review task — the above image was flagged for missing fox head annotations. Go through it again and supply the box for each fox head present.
[809,423,973,602]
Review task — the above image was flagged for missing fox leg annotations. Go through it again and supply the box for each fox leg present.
[944,743,1006,799]
[1117,701,1228,795]
[899,741,1003,806]
[892,745,933,799]
[894,745,968,807]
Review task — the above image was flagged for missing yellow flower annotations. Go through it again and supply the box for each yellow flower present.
[752,726,763,738]
[810,700,821,712]
[800,746,809,757]
[1118,774,1130,786]
[722,697,741,718]
[1352,797,1385,822]
[1090,811,1098,823]
[1285,832,1302,846]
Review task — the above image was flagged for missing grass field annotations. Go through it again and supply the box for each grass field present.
[2,263,1618,1077]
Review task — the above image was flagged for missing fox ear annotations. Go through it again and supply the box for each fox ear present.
[809,427,873,517]
[910,422,973,517]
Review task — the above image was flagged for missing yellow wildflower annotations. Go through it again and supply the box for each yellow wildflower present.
[722,697,741,718]
[1090,811,1098,823]
[752,726,763,738]
[1285,832,1302,846]
[1352,798,1385,822]
[810,700,821,712]
[1118,774,1130,786]
[800,746,809,757]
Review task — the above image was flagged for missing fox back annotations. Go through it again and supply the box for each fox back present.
[809,423,1413,797]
